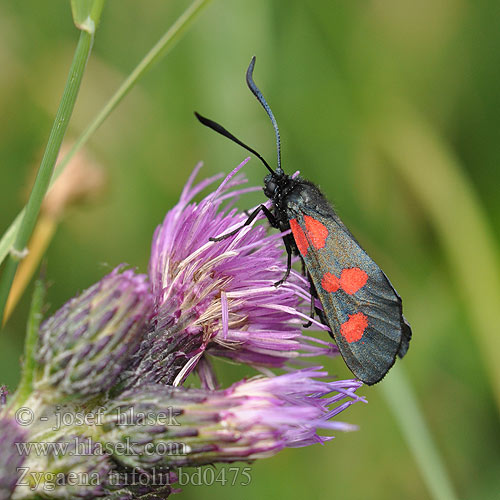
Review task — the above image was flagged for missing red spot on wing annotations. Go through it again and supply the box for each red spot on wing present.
[289,219,309,256]
[321,272,340,293]
[304,215,328,249]
[321,268,368,295]
[340,312,368,343]
[340,268,368,295]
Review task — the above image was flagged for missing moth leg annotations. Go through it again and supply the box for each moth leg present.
[303,270,315,328]
[315,306,335,340]
[274,234,293,287]
[251,205,293,287]
[210,204,293,287]
[259,203,279,227]
[210,204,270,242]
[304,267,332,337]
[301,259,307,276]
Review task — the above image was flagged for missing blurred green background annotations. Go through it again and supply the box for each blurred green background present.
[1,1,499,499]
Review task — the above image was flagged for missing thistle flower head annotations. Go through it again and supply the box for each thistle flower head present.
[35,267,153,399]
[7,162,365,500]
[131,161,336,387]
[102,368,364,469]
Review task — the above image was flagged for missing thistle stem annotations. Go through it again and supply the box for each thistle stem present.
[4,279,46,413]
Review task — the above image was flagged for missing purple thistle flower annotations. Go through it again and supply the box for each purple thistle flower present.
[0,417,26,500]
[1,161,366,500]
[35,267,153,399]
[102,368,364,470]
[129,161,337,388]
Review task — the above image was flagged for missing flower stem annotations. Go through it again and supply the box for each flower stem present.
[0,29,94,325]
[4,278,46,413]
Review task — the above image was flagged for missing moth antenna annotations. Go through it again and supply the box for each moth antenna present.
[194,112,275,175]
[246,56,283,175]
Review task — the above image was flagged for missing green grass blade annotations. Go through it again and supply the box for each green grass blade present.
[0,210,24,267]
[71,0,105,34]
[0,29,94,324]
[0,0,213,278]
[381,365,459,500]
[377,102,500,413]
[55,0,214,180]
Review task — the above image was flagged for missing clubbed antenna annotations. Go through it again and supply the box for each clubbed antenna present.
[246,56,283,175]
[194,112,275,175]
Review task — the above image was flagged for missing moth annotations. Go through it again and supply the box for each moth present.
[195,57,411,384]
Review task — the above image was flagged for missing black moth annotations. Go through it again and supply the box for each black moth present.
[195,56,411,385]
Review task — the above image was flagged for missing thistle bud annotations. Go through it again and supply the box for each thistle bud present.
[101,369,363,470]
[35,268,152,399]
